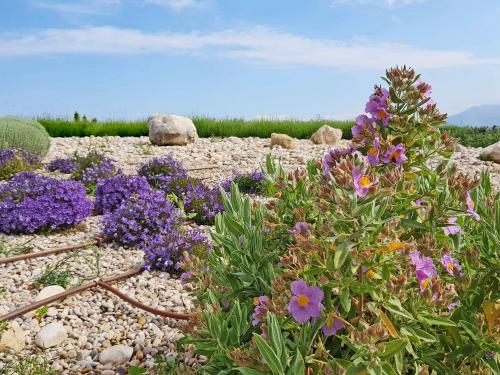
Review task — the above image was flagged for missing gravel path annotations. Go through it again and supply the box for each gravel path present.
[1,136,498,373]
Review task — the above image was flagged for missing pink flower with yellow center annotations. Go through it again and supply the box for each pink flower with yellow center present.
[366,138,380,166]
[466,192,480,221]
[440,253,462,276]
[288,279,323,323]
[381,144,408,167]
[352,166,377,198]
[410,251,437,293]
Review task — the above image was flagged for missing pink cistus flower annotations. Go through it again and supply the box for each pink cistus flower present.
[410,251,437,293]
[443,216,461,236]
[252,296,269,326]
[448,300,461,311]
[322,145,355,175]
[466,192,480,221]
[381,144,408,167]
[294,221,309,236]
[352,166,377,198]
[352,115,376,137]
[440,253,462,276]
[322,308,345,336]
[180,272,193,285]
[366,138,380,166]
[365,87,390,127]
[288,280,323,323]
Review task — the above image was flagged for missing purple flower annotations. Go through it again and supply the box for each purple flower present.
[180,272,193,285]
[485,352,496,361]
[440,253,462,276]
[0,148,41,180]
[443,216,461,236]
[322,317,344,336]
[410,251,437,293]
[71,151,122,192]
[466,192,480,221]
[252,296,269,326]
[352,115,376,138]
[366,138,380,166]
[294,221,309,236]
[414,199,424,206]
[221,170,264,194]
[381,144,407,167]
[0,172,92,234]
[322,145,355,175]
[352,166,377,198]
[46,157,76,174]
[94,174,152,214]
[365,87,390,126]
[138,156,189,195]
[448,300,461,311]
[288,280,323,323]
[183,180,224,225]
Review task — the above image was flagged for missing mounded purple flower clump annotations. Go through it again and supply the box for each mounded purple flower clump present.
[144,228,212,272]
[94,174,152,214]
[46,157,76,174]
[183,181,224,225]
[0,148,42,180]
[138,156,189,195]
[71,151,122,192]
[0,172,92,234]
[221,170,264,194]
[101,190,182,248]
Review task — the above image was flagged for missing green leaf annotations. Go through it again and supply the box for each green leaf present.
[340,288,351,313]
[289,350,305,375]
[401,326,436,343]
[128,367,147,375]
[378,339,408,359]
[418,314,457,327]
[334,242,352,270]
[236,368,266,375]
[253,334,285,375]
[400,219,427,230]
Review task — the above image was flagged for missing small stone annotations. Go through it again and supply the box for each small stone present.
[138,316,147,326]
[270,133,295,149]
[35,322,67,348]
[99,344,133,366]
[0,321,26,352]
[35,285,66,302]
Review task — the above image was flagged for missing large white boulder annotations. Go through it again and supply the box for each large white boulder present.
[479,141,500,164]
[35,322,67,348]
[310,125,342,145]
[148,114,198,146]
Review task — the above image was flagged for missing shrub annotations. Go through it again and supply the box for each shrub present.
[144,228,212,273]
[46,157,76,174]
[94,174,152,214]
[138,156,188,196]
[183,181,224,225]
[180,67,499,374]
[71,150,122,193]
[101,190,182,248]
[0,148,42,180]
[0,172,92,234]
[221,170,264,194]
[0,116,51,156]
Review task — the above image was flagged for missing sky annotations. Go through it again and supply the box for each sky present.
[1,0,499,120]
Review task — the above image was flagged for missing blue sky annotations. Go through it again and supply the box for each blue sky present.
[1,0,499,120]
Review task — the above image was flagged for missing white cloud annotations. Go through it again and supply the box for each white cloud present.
[31,0,121,15]
[143,0,205,11]
[332,0,428,8]
[0,26,499,70]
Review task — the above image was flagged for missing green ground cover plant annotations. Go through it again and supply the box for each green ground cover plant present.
[0,116,51,156]
[178,67,499,374]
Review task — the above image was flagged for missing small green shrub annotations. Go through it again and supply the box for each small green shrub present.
[0,116,51,156]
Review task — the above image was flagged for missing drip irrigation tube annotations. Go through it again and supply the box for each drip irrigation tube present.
[0,240,99,266]
[0,266,193,322]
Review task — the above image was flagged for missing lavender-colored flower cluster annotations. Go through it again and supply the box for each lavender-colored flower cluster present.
[71,151,122,192]
[183,181,224,225]
[46,157,76,174]
[0,172,92,234]
[144,228,212,272]
[221,170,264,194]
[94,174,152,214]
[138,156,189,196]
[101,190,182,248]
[0,148,41,180]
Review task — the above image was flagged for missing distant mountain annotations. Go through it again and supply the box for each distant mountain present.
[447,105,500,127]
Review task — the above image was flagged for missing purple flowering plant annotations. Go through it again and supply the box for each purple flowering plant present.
[0,172,92,234]
[0,148,42,180]
[180,68,499,374]
[70,150,122,193]
[45,157,76,174]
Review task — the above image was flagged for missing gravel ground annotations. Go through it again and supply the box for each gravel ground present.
[1,136,498,374]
